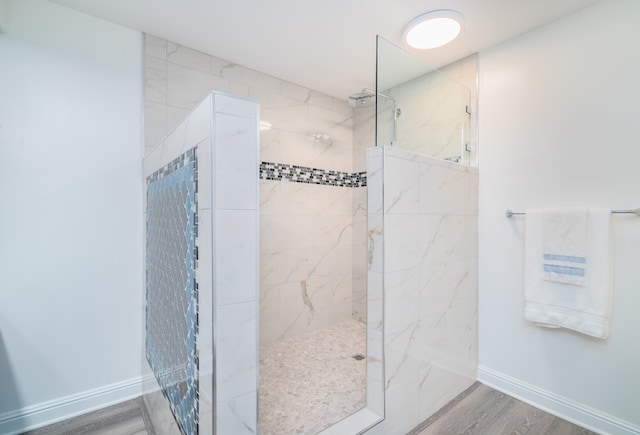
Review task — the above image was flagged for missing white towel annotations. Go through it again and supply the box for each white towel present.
[524,208,612,339]
[542,208,588,286]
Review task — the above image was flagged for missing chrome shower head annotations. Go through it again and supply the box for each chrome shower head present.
[347,91,376,108]
[347,88,398,108]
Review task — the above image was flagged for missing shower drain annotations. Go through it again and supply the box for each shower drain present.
[351,353,365,361]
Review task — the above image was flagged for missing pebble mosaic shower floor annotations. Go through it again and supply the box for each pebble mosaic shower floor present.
[259,319,367,434]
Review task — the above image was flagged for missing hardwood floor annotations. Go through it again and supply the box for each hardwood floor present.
[22,383,598,435]
[409,382,598,435]
[21,398,149,435]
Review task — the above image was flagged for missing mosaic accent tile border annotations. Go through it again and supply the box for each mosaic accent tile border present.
[260,161,367,188]
[146,148,199,435]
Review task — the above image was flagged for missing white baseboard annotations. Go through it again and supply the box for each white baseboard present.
[478,365,640,435]
[0,376,146,435]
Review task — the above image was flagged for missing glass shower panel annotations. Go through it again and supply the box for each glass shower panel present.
[376,36,471,164]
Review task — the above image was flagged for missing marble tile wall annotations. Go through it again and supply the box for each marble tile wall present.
[144,33,365,344]
[352,106,375,323]
[142,93,260,435]
[365,146,478,435]
[378,54,478,166]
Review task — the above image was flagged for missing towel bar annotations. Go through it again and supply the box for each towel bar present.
[505,208,640,217]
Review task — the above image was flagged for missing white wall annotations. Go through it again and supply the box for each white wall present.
[0,0,143,432]
[478,0,640,433]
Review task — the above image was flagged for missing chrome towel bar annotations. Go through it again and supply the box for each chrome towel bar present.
[506,209,640,217]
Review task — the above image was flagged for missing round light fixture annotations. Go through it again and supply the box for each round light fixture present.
[403,10,464,50]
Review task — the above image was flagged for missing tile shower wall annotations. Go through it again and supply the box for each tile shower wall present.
[143,35,364,346]
[366,146,478,435]
[352,106,374,322]
[143,93,259,435]
[353,55,478,324]
[378,54,478,165]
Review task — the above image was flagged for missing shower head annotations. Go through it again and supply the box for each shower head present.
[346,88,397,108]
[347,91,376,108]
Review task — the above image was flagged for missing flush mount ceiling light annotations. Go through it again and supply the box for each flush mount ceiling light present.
[403,10,464,50]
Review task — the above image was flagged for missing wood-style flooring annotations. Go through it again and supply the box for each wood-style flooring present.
[22,383,597,434]
[409,382,597,435]
[21,398,149,435]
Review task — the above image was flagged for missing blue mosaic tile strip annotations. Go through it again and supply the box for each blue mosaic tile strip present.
[146,148,199,435]
[260,161,367,187]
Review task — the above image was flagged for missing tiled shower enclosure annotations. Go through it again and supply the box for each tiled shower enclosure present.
[142,92,259,434]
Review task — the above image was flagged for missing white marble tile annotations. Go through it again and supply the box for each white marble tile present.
[384,214,423,272]
[308,243,353,277]
[419,163,469,215]
[384,155,420,215]
[259,128,281,163]
[273,215,353,250]
[259,283,281,323]
[260,245,352,291]
[166,105,190,134]
[382,375,420,435]
[144,96,212,176]
[144,34,166,59]
[307,91,334,110]
[145,55,167,104]
[366,354,384,415]
[144,101,166,150]
[329,141,354,174]
[221,63,281,93]
[160,97,212,164]
[248,87,308,135]
[215,93,258,119]
[352,244,367,277]
[269,182,353,217]
[279,129,334,170]
[469,171,479,214]
[216,209,257,305]
[367,147,384,217]
[215,113,258,210]
[384,269,424,388]
[419,215,478,265]
[332,97,353,116]
[167,42,211,73]
[459,53,478,76]
[167,62,229,110]
[259,214,281,252]
[446,299,478,369]
[352,273,367,322]
[217,391,257,435]
[279,80,312,102]
[260,248,309,287]
[308,105,353,148]
[210,55,233,77]
[216,301,257,402]
[367,270,383,334]
[418,363,474,422]
[353,187,367,217]
[367,214,383,274]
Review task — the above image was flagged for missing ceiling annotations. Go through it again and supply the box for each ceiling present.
[50,0,599,100]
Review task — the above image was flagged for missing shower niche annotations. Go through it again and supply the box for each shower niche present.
[142,91,260,434]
